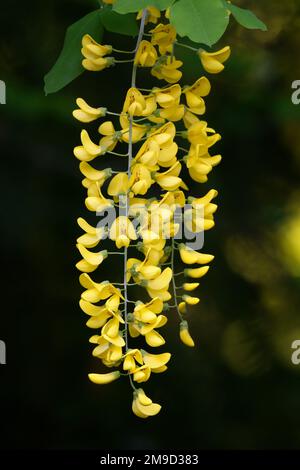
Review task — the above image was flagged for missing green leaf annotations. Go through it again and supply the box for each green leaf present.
[44,10,104,95]
[170,0,229,47]
[113,0,174,14]
[101,10,139,36]
[225,2,267,31]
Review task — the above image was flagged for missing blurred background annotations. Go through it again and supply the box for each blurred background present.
[1,0,300,450]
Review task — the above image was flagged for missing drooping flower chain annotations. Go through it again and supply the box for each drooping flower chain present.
[73,4,230,418]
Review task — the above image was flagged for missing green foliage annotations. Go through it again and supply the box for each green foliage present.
[101,10,139,36]
[170,0,229,46]
[224,2,267,31]
[44,10,104,95]
[113,0,174,14]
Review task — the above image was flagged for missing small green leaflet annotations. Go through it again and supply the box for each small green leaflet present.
[225,2,267,31]
[100,10,139,36]
[170,0,229,46]
[44,10,103,95]
[113,0,174,14]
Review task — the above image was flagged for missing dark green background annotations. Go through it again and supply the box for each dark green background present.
[1,0,300,450]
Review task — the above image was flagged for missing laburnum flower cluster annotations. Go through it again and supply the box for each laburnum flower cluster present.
[73,2,230,418]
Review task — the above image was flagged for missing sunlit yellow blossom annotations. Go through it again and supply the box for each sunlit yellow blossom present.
[81,34,114,71]
[107,173,129,196]
[183,77,211,115]
[199,46,231,74]
[123,87,146,116]
[134,40,158,67]
[119,114,148,143]
[151,57,183,84]
[180,321,195,347]
[137,7,161,24]
[109,216,137,248]
[73,98,107,123]
[129,163,153,195]
[88,371,120,384]
[98,121,120,152]
[151,23,177,54]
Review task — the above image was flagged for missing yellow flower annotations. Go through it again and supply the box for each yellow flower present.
[123,87,146,116]
[182,295,200,305]
[179,244,214,265]
[80,163,111,193]
[85,185,113,212]
[119,114,148,143]
[81,34,114,71]
[107,173,129,196]
[73,98,107,123]
[151,56,183,84]
[77,217,106,248]
[199,46,231,74]
[186,121,221,147]
[73,130,104,162]
[129,163,153,195]
[151,23,177,54]
[79,273,124,303]
[183,77,211,115]
[109,216,137,248]
[88,371,120,384]
[76,245,108,273]
[134,138,160,167]
[134,40,158,67]
[179,321,195,347]
[137,7,161,24]
[184,266,210,279]
[153,84,181,107]
[98,121,120,152]
[155,161,187,191]
[132,389,161,419]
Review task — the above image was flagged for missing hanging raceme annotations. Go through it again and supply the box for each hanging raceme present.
[72,3,230,419]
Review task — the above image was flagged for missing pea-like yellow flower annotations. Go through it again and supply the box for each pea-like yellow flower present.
[98,121,120,152]
[179,244,214,265]
[137,7,161,24]
[152,84,181,108]
[109,216,137,248]
[134,40,158,67]
[85,185,113,212]
[107,173,129,196]
[183,77,211,115]
[88,371,120,384]
[119,114,148,143]
[179,321,195,347]
[76,245,108,273]
[183,282,199,292]
[155,161,187,191]
[77,217,106,248]
[132,392,161,418]
[182,295,200,305]
[73,129,104,162]
[81,34,114,71]
[151,23,177,54]
[73,98,107,123]
[151,57,183,84]
[184,266,210,279]
[123,87,147,116]
[129,163,153,195]
[199,46,231,74]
